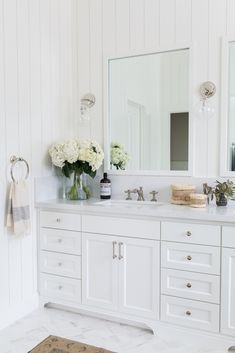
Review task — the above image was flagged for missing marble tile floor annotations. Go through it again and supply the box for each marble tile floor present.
[0,306,234,353]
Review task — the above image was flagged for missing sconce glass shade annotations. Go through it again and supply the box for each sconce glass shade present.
[196,98,215,119]
[195,81,216,119]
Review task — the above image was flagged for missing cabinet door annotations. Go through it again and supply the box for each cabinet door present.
[82,233,118,310]
[221,248,235,336]
[118,237,160,319]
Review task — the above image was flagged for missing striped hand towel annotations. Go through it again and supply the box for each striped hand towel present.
[6,180,30,236]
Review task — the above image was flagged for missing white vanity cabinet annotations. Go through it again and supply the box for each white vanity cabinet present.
[161,221,221,333]
[37,206,235,337]
[221,226,235,336]
[39,211,82,305]
[82,216,160,320]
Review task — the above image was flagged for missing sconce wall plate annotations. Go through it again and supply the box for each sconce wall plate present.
[80,93,96,122]
[81,93,96,108]
[199,81,216,99]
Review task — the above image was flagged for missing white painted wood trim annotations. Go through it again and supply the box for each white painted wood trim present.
[103,43,194,176]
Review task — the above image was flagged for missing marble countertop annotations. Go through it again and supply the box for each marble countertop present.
[35,198,235,224]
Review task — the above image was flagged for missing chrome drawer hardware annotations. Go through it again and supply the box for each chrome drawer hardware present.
[186,231,192,237]
[58,285,63,290]
[118,242,123,260]
[56,218,61,223]
[112,241,117,259]
[58,262,62,267]
[187,255,192,261]
[186,310,191,316]
[186,283,192,288]
[58,238,62,243]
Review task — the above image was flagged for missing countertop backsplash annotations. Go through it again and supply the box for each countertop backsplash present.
[34,174,235,204]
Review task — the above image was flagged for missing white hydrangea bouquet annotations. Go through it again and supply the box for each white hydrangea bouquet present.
[110,142,129,170]
[49,139,104,200]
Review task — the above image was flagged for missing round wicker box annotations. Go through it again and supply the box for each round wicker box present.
[189,193,207,208]
[171,184,196,205]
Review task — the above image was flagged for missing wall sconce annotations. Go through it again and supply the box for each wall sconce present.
[196,81,216,119]
[80,93,96,122]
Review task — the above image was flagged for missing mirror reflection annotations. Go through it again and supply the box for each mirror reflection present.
[228,41,235,171]
[108,49,190,172]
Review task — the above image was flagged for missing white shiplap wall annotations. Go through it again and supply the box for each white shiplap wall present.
[77,0,235,178]
[0,0,80,329]
[1,0,235,330]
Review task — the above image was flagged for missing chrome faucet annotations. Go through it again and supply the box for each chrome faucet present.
[134,186,145,201]
[124,189,137,200]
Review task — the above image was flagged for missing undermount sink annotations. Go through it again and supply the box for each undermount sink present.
[94,199,164,207]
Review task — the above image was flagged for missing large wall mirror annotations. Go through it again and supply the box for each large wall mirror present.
[105,47,192,175]
[221,38,235,176]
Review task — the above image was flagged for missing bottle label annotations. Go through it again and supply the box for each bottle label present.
[100,183,111,196]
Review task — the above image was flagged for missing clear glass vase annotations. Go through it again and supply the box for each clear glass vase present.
[65,172,91,201]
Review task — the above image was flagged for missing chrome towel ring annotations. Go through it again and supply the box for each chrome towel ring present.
[10,155,29,182]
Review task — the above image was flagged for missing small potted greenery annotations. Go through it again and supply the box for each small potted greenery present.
[203,180,235,206]
[214,180,235,206]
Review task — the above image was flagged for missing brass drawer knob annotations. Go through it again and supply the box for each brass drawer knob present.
[186,283,192,288]
[187,255,192,261]
[186,310,191,316]
[186,231,192,237]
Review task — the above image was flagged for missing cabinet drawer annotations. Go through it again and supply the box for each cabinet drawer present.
[40,251,81,279]
[161,295,219,332]
[40,273,81,303]
[40,228,81,255]
[40,211,81,231]
[161,269,220,304]
[162,222,220,246]
[222,226,235,248]
[82,215,160,240]
[161,242,220,275]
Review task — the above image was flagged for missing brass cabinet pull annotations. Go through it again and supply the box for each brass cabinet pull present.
[186,282,192,288]
[186,310,191,316]
[118,242,123,260]
[187,255,192,261]
[112,241,117,259]
[186,231,192,237]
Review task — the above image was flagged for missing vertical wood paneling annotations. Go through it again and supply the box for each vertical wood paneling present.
[4,0,22,304]
[77,0,91,137]
[159,0,176,46]
[207,0,227,176]
[0,0,9,309]
[130,0,145,50]
[0,0,79,329]
[227,0,235,35]
[192,0,209,176]
[17,0,34,299]
[145,0,160,49]
[116,0,130,53]
[102,0,116,57]
[90,0,103,144]
[175,0,192,44]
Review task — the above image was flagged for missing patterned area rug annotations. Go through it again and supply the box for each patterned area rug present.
[28,335,116,353]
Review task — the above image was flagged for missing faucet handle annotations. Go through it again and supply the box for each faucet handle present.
[124,189,132,200]
[150,190,158,202]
